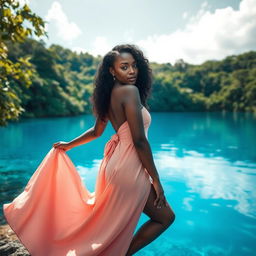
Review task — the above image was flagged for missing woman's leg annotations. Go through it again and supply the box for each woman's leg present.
[125,184,176,255]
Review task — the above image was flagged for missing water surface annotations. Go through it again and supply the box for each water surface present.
[1,111,255,255]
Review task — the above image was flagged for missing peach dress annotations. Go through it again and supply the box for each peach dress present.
[3,106,153,256]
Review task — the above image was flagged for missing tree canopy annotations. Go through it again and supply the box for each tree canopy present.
[1,2,256,127]
[0,0,47,126]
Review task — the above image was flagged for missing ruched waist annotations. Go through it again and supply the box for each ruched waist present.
[103,133,120,159]
[103,123,149,159]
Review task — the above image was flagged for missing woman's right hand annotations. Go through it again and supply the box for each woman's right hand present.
[52,141,72,151]
[152,179,167,209]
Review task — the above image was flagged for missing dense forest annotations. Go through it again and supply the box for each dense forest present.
[1,1,256,127]
[7,38,256,119]
[6,39,100,118]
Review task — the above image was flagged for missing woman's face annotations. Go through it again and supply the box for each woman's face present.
[109,52,138,85]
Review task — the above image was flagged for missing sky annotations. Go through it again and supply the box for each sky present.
[19,0,256,65]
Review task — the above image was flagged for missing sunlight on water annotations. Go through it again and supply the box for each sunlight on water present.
[155,150,256,218]
[1,111,255,255]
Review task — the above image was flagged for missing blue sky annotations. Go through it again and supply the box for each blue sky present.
[20,0,256,64]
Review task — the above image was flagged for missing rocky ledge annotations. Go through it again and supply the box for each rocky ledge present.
[0,224,30,256]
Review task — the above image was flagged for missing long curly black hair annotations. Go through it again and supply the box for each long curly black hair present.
[91,43,152,122]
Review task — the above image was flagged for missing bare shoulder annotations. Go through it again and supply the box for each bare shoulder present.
[118,85,140,102]
[119,84,139,93]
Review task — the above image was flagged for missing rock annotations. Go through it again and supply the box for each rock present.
[0,224,30,256]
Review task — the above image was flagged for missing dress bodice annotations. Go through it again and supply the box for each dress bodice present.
[116,106,151,139]
[103,107,151,158]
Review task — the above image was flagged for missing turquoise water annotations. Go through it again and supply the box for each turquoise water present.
[1,112,256,255]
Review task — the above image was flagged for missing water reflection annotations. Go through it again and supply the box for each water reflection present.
[150,111,256,163]
[154,150,256,218]
[1,111,256,255]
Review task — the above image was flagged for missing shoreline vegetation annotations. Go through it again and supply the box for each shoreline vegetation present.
[1,1,256,127]
[2,38,256,127]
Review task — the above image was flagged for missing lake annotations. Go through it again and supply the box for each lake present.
[1,111,256,255]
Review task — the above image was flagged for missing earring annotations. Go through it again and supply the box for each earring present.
[112,74,116,81]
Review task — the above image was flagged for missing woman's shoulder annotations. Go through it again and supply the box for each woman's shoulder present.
[112,84,138,99]
[114,84,139,94]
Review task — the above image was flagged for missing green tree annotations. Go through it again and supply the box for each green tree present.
[0,0,47,126]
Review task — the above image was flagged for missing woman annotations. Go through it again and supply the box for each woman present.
[3,44,175,256]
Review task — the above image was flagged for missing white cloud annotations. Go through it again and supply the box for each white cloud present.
[201,1,209,10]
[182,11,188,19]
[45,1,82,42]
[122,29,135,42]
[136,0,256,64]
[90,36,111,57]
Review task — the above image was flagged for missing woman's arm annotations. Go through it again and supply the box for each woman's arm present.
[67,126,98,149]
[122,86,160,182]
[122,85,167,208]
[53,117,108,150]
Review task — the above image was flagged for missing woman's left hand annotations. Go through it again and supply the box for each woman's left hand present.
[52,141,72,151]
